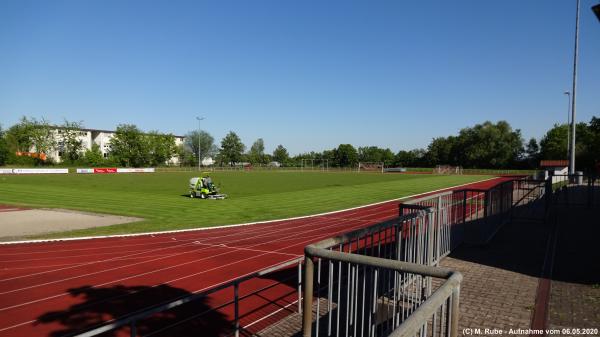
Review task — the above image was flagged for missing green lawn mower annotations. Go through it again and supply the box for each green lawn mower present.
[189,173,227,199]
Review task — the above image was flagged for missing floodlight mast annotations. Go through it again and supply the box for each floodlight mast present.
[564,91,571,159]
[569,0,580,175]
[196,116,205,171]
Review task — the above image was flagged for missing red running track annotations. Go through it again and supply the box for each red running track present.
[0,205,27,213]
[0,177,512,337]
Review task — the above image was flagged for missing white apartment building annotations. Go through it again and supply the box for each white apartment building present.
[49,128,185,165]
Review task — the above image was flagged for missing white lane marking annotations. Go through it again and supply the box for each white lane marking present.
[0,209,399,332]
[0,202,388,294]
[0,206,388,315]
[0,202,390,283]
[192,241,301,258]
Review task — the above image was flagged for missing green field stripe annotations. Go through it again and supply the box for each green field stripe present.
[0,172,492,238]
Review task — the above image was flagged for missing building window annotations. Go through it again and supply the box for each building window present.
[103,153,108,158]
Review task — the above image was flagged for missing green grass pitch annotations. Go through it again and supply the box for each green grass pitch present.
[0,171,492,237]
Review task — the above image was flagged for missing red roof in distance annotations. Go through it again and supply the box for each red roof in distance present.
[540,160,569,167]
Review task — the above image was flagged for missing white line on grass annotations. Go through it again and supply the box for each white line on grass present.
[0,197,394,260]
[0,176,501,245]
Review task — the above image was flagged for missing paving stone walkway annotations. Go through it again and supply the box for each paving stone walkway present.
[546,200,600,337]
[439,255,538,334]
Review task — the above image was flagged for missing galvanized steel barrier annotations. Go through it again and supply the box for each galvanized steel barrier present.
[301,209,462,337]
[400,177,547,246]
[301,175,549,337]
[399,191,462,264]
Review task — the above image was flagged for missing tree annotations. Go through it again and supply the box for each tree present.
[0,125,8,166]
[333,144,358,167]
[83,143,105,166]
[176,143,193,166]
[322,150,335,164]
[29,117,56,162]
[395,150,414,167]
[525,138,539,158]
[454,121,523,168]
[380,148,395,165]
[539,119,598,171]
[291,152,311,167]
[395,149,427,167]
[539,124,569,160]
[146,131,177,166]
[358,146,395,166]
[58,120,85,163]
[426,136,457,166]
[248,138,266,164]
[184,130,217,165]
[272,144,289,165]
[4,117,36,153]
[521,137,540,168]
[584,117,600,169]
[108,127,177,167]
[589,116,600,135]
[358,146,378,162]
[4,117,56,165]
[219,131,245,165]
[108,124,149,167]
[538,123,590,162]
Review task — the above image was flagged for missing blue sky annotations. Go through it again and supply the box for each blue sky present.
[1,0,599,155]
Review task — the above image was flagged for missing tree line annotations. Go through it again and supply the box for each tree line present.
[0,116,598,171]
[0,118,178,167]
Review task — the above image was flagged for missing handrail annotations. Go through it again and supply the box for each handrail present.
[389,273,461,337]
[302,247,462,337]
[73,257,303,337]
[305,246,454,279]
[400,190,453,205]
[309,212,424,250]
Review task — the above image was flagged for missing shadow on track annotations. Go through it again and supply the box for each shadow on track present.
[36,284,232,337]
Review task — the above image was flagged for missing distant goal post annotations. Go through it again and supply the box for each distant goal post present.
[434,165,463,175]
[358,162,384,173]
[301,159,329,171]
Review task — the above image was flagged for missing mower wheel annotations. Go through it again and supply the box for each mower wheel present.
[190,192,195,198]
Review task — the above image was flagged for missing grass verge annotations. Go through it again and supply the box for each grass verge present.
[0,171,492,238]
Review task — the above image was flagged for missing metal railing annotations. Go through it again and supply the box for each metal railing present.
[400,176,547,246]
[296,190,465,337]
[72,258,303,337]
[399,191,462,265]
[511,178,547,211]
[300,175,548,337]
[302,226,462,337]
[298,174,575,337]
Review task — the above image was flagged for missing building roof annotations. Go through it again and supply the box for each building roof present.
[540,160,569,167]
